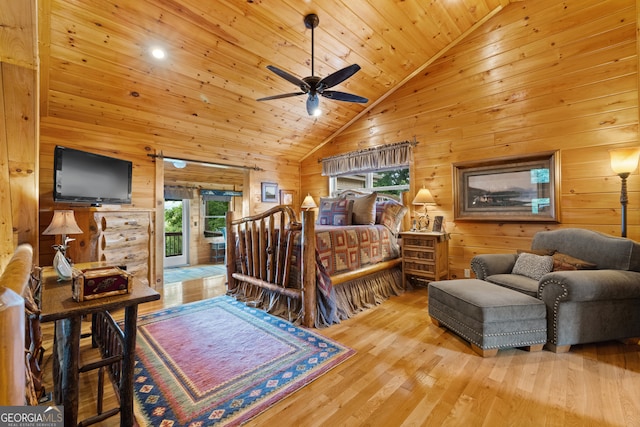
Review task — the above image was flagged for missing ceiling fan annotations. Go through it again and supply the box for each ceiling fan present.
[257,13,368,116]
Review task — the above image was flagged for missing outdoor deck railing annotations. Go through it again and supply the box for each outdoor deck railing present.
[165,232,183,257]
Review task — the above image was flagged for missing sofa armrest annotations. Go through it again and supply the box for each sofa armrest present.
[538,270,640,303]
[470,254,518,280]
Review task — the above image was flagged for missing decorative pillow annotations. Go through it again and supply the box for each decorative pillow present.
[517,248,556,257]
[512,252,554,280]
[375,200,408,235]
[316,198,353,226]
[552,253,597,271]
[346,192,377,225]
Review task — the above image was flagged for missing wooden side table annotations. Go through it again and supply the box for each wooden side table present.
[400,231,449,288]
[40,263,160,427]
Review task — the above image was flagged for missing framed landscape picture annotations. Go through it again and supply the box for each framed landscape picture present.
[453,151,560,222]
[261,182,278,203]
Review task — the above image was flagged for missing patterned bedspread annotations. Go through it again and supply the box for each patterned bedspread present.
[314,224,400,276]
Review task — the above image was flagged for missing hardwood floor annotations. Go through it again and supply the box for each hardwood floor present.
[40,276,640,426]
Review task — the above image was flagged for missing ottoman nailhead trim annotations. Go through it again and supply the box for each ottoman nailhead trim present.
[430,305,547,350]
[538,279,568,345]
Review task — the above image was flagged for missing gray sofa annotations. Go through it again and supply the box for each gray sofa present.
[471,228,640,352]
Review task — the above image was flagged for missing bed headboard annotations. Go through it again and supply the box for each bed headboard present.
[334,189,402,203]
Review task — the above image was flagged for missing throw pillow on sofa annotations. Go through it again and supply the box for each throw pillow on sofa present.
[512,252,554,280]
[552,253,597,271]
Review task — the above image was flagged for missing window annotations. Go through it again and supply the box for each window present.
[330,167,409,196]
[204,199,229,237]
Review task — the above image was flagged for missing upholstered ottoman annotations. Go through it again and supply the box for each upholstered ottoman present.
[428,279,547,357]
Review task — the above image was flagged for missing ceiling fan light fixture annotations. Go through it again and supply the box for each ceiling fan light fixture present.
[307,94,321,116]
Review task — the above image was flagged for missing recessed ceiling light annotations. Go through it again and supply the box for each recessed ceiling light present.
[151,47,166,59]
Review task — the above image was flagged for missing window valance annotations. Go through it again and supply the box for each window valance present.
[320,140,416,176]
[164,186,193,200]
[200,189,242,202]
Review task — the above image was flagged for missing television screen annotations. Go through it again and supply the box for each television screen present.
[54,146,132,205]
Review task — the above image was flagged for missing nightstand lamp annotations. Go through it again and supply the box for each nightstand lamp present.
[412,187,436,231]
[301,194,317,211]
[43,210,83,281]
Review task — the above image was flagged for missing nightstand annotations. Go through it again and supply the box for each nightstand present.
[400,231,449,288]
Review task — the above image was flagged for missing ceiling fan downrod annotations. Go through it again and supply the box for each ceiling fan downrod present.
[304,14,319,78]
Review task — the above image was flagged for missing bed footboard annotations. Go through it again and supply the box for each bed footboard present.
[226,207,316,327]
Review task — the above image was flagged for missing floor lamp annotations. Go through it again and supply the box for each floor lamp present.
[609,148,640,238]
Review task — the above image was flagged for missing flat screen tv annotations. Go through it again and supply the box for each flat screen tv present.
[53,146,132,205]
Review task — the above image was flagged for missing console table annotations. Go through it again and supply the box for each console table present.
[40,263,160,427]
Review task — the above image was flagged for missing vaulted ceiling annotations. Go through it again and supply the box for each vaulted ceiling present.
[39,0,514,176]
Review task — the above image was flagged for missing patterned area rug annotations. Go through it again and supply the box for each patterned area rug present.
[133,296,355,426]
[163,265,226,284]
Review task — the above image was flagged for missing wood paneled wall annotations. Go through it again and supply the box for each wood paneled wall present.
[38,118,300,282]
[0,0,39,269]
[301,0,640,280]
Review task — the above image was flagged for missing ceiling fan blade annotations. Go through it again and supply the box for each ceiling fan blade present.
[266,65,310,91]
[318,64,361,89]
[321,90,368,103]
[257,92,305,101]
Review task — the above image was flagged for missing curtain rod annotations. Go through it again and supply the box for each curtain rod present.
[148,153,263,171]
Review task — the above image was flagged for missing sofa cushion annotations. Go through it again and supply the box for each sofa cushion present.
[512,252,554,280]
[485,274,540,298]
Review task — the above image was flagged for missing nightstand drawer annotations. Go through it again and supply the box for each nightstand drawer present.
[404,261,437,275]
[403,237,437,248]
[404,249,435,261]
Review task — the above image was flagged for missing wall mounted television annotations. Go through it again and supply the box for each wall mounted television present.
[53,145,132,206]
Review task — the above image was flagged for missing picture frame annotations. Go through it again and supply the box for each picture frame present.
[279,189,295,206]
[261,182,278,203]
[453,151,560,222]
[432,216,444,233]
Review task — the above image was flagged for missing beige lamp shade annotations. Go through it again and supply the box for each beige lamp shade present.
[301,194,317,210]
[43,210,83,236]
[412,188,436,205]
[609,147,640,175]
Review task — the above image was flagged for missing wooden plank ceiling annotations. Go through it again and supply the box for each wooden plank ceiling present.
[39,0,514,182]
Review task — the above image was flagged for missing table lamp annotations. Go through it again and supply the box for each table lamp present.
[412,187,436,231]
[43,210,83,280]
[301,194,318,211]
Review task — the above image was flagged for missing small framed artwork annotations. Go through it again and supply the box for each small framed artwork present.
[432,216,444,233]
[280,189,295,206]
[261,182,278,203]
[452,151,560,222]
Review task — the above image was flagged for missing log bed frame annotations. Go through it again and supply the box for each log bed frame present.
[225,192,403,328]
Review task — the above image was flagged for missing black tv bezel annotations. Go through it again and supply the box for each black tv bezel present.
[53,145,133,206]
